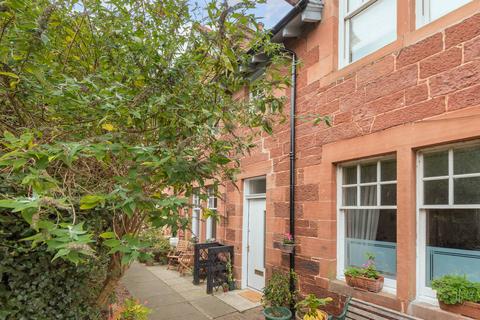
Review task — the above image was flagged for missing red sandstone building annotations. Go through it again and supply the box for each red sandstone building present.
[187,1,480,318]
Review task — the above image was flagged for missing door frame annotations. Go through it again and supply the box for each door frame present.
[241,177,266,291]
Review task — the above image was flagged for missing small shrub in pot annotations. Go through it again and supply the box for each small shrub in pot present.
[262,271,296,320]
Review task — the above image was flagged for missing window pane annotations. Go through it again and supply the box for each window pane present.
[193,193,200,207]
[343,186,357,206]
[249,178,266,194]
[424,151,448,177]
[454,146,480,175]
[349,0,396,62]
[424,179,448,205]
[454,177,480,204]
[360,185,377,206]
[425,209,480,285]
[343,166,357,185]
[429,0,471,23]
[381,184,396,206]
[381,159,396,181]
[360,163,377,183]
[345,209,397,278]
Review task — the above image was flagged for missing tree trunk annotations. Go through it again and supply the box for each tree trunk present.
[97,253,126,309]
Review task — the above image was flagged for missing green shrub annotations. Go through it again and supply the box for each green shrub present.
[139,228,171,265]
[262,270,297,308]
[0,214,109,320]
[431,275,480,305]
[119,298,151,320]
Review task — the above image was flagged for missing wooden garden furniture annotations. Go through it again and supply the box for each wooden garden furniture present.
[178,250,194,276]
[167,239,189,270]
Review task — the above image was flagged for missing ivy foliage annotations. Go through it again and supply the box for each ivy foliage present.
[0,0,289,311]
[0,213,107,319]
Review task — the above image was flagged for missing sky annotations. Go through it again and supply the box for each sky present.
[188,0,293,29]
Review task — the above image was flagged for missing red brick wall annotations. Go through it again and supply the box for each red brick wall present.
[214,7,480,316]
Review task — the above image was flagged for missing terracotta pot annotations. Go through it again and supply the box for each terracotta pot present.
[345,274,384,293]
[439,301,480,319]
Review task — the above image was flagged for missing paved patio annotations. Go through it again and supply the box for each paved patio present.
[122,263,264,320]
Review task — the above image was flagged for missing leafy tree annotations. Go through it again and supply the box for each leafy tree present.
[0,0,289,310]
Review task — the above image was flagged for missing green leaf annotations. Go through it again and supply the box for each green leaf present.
[0,199,19,208]
[79,195,105,210]
[100,231,115,239]
[52,248,70,261]
[103,239,121,247]
[0,71,19,79]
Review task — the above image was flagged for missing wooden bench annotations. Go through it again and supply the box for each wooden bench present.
[346,299,421,320]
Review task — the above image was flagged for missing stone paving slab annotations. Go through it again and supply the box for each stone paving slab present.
[214,290,261,312]
[190,296,237,319]
[122,263,264,320]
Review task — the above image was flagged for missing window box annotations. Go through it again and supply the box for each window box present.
[345,274,384,293]
[439,301,480,319]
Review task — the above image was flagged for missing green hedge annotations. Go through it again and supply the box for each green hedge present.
[0,215,108,320]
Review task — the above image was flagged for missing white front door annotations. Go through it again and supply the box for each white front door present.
[246,198,266,291]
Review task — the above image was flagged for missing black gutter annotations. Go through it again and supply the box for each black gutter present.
[270,0,309,38]
[283,47,297,308]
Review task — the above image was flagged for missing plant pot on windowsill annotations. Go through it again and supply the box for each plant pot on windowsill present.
[439,301,480,319]
[279,242,295,254]
[345,274,384,293]
[263,306,292,320]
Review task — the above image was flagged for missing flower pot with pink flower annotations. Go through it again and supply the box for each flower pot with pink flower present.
[279,233,295,254]
[344,253,384,293]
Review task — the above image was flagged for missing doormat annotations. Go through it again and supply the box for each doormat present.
[238,289,263,303]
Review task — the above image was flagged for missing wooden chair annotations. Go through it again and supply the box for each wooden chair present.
[178,250,194,276]
[167,240,189,270]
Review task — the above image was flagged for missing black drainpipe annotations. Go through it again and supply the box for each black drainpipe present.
[283,47,297,303]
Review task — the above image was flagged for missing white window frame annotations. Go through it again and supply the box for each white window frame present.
[192,192,201,239]
[337,156,397,293]
[416,141,480,304]
[338,0,397,68]
[206,186,217,241]
[416,0,472,29]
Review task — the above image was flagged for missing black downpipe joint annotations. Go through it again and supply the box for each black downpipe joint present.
[284,48,297,306]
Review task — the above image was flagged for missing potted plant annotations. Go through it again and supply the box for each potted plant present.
[169,229,179,247]
[226,256,236,291]
[344,253,384,293]
[262,271,296,320]
[279,233,295,254]
[222,283,229,293]
[431,275,480,319]
[295,294,332,320]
